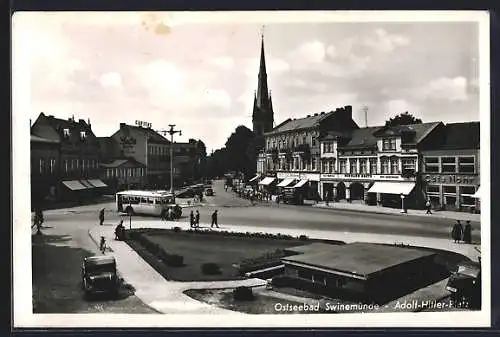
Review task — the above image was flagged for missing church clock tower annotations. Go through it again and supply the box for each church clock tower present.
[252,34,274,150]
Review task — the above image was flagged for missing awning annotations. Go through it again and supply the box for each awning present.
[367,182,415,196]
[277,178,295,187]
[79,180,96,188]
[258,177,276,186]
[472,188,481,199]
[248,175,260,183]
[292,179,309,188]
[87,179,108,188]
[62,180,87,191]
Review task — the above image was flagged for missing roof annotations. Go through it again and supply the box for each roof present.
[100,157,145,168]
[114,123,170,144]
[282,242,435,278]
[438,122,480,150]
[267,111,334,134]
[373,122,441,144]
[84,255,116,265]
[30,134,60,144]
[285,242,344,254]
[340,126,382,148]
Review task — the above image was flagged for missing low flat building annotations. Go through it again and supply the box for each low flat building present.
[281,242,444,304]
[100,158,147,192]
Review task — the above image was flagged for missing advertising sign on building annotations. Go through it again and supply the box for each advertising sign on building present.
[423,174,478,185]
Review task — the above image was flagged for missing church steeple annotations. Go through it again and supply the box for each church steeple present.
[252,32,274,139]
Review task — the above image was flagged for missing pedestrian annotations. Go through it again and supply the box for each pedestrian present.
[195,210,200,228]
[99,236,107,254]
[463,220,472,244]
[211,210,219,228]
[115,220,125,240]
[426,199,432,214]
[451,220,463,243]
[190,210,195,228]
[167,207,173,221]
[99,208,105,226]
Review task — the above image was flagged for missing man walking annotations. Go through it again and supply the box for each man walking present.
[211,210,219,228]
[195,210,200,228]
[463,220,472,244]
[452,220,463,243]
[425,199,432,214]
[99,208,105,226]
[190,210,195,228]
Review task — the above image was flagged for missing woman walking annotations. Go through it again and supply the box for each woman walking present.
[451,220,463,243]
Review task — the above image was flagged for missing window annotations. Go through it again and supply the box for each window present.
[369,159,377,174]
[402,158,416,171]
[443,185,457,194]
[390,157,399,174]
[460,186,477,206]
[381,157,390,174]
[339,159,347,174]
[382,138,396,151]
[427,185,440,193]
[49,158,56,173]
[80,131,86,140]
[76,159,79,169]
[82,159,86,171]
[312,137,316,146]
[324,142,334,153]
[349,159,357,174]
[360,159,367,174]
[64,159,69,173]
[39,158,45,173]
[328,159,335,173]
[322,160,328,173]
[63,128,70,137]
[312,158,317,171]
[458,157,475,174]
[424,157,439,173]
[441,157,456,173]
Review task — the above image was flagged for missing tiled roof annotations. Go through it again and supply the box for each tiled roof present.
[30,134,60,144]
[340,126,382,148]
[115,124,170,144]
[438,122,480,150]
[267,111,334,134]
[373,122,442,144]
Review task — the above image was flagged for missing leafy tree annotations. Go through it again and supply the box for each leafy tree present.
[385,112,423,127]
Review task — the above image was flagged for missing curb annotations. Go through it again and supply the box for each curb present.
[87,228,114,253]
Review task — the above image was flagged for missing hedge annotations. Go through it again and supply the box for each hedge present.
[127,231,184,267]
[233,286,254,301]
[201,262,221,275]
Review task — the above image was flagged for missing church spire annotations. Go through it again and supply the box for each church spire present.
[255,33,269,110]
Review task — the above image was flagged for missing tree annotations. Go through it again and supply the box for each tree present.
[385,112,423,127]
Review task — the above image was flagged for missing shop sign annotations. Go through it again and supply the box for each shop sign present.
[423,174,477,185]
[277,172,320,181]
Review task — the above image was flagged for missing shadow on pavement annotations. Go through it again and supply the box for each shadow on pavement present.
[32,233,139,313]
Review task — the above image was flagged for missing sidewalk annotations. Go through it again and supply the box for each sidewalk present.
[313,201,481,222]
[88,218,481,314]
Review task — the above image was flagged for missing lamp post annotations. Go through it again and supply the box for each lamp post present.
[166,125,182,194]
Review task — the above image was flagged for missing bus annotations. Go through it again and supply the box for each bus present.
[115,190,182,219]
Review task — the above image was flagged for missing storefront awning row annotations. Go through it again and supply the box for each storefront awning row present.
[277,178,295,187]
[62,180,87,191]
[258,177,276,186]
[62,179,108,191]
[367,182,416,196]
[472,188,481,199]
[88,179,108,188]
[292,179,309,188]
[248,175,260,183]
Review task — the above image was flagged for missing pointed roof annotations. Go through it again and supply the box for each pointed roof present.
[255,34,270,111]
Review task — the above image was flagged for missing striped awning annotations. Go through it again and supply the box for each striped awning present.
[258,177,276,186]
[248,175,260,183]
[62,180,87,191]
[292,179,309,188]
[368,182,415,196]
[87,179,108,188]
[79,180,95,188]
[277,178,295,187]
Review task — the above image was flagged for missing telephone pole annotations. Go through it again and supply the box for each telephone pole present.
[165,125,182,194]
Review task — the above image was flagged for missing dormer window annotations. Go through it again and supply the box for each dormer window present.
[382,138,397,151]
[63,128,70,138]
[80,131,87,140]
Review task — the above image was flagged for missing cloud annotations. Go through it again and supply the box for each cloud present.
[289,40,326,66]
[99,72,122,88]
[362,29,410,53]
[209,57,234,70]
[384,99,421,115]
[415,76,469,102]
[202,89,232,110]
[136,59,184,93]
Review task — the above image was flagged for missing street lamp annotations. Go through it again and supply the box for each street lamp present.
[166,125,182,194]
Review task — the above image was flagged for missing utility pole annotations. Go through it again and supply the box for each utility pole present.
[158,125,182,194]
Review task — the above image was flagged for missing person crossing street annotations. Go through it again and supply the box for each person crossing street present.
[211,210,219,229]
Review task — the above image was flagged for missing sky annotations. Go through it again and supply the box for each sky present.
[14,12,482,153]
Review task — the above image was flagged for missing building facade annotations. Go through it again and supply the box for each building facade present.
[100,158,147,192]
[257,106,359,200]
[252,35,275,153]
[30,135,60,207]
[319,122,443,210]
[30,113,106,201]
[421,122,480,212]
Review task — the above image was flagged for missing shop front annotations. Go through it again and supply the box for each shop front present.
[277,172,320,203]
[421,173,480,212]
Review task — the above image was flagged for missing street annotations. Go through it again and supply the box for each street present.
[32,179,480,313]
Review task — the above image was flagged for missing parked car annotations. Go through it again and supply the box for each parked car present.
[446,260,481,309]
[205,188,214,196]
[81,255,120,298]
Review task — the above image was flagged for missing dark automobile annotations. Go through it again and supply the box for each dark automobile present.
[205,188,214,196]
[446,261,481,309]
[81,256,119,298]
[176,188,196,198]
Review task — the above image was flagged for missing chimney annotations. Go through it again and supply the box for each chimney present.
[306,115,311,118]
[88,118,91,129]
[314,113,318,116]
[344,105,352,119]
[78,119,85,124]
[120,123,126,129]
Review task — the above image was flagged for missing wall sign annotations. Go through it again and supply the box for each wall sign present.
[423,174,478,185]
[277,172,320,181]
[135,120,152,128]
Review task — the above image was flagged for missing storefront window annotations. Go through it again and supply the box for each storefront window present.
[443,185,456,194]
[441,157,457,173]
[381,157,390,174]
[349,159,357,174]
[360,159,367,174]
[458,157,475,173]
[369,158,377,174]
[427,185,440,193]
[339,159,347,173]
[424,157,439,173]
